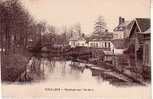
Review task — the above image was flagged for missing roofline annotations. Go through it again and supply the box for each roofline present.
[128,20,136,37]
[137,32,150,35]
[135,18,142,32]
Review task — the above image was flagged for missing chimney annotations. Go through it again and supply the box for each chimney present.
[105,29,108,32]
[82,33,85,38]
[119,17,125,24]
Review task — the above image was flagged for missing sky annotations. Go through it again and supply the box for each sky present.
[21,0,150,34]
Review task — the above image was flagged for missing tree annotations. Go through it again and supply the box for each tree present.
[61,26,68,44]
[1,0,34,53]
[74,23,82,37]
[47,25,56,34]
[93,16,107,35]
[68,27,74,38]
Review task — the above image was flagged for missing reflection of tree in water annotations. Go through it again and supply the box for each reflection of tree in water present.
[96,73,103,83]
[40,58,45,79]
[61,61,66,77]
[49,59,56,73]
[69,65,82,80]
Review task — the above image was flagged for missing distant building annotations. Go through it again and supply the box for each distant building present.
[88,32,113,51]
[69,35,87,48]
[103,51,113,63]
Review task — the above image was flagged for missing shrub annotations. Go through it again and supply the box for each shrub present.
[1,54,28,82]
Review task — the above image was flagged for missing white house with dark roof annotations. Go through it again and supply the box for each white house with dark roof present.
[88,32,113,50]
[69,35,87,48]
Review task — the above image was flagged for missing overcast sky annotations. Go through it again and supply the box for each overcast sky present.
[21,0,150,34]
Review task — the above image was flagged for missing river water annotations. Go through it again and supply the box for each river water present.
[41,59,104,84]
[2,58,151,98]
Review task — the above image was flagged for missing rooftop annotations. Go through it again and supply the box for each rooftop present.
[113,17,131,32]
[136,18,150,32]
[69,35,86,41]
[88,32,113,42]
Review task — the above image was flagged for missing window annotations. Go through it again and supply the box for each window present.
[101,43,103,48]
[90,43,93,47]
[108,42,110,48]
[82,43,84,46]
[105,42,107,48]
[78,43,80,46]
[96,43,98,48]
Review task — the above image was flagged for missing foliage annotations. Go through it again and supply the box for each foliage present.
[1,54,28,82]
[93,16,107,34]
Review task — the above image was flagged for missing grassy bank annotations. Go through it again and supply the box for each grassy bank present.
[1,51,32,82]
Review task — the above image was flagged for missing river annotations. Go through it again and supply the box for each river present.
[1,58,151,98]
[40,58,104,84]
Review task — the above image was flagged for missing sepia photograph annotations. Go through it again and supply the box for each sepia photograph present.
[0,0,151,98]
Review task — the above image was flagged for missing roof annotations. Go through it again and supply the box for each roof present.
[123,20,135,37]
[113,21,131,32]
[145,28,151,33]
[111,39,128,49]
[125,20,135,32]
[103,51,113,55]
[88,32,113,42]
[138,28,150,35]
[69,35,86,41]
[136,18,150,32]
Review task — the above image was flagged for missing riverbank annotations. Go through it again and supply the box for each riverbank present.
[71,58,148,86]
[2,46,150,86]
[1,53,29,82]
[1,49,35,82]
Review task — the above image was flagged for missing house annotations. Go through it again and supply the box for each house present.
[113,17,134,39]
[103,51,114,63]
[127,18,150,70]
[103,39,129,65]
[69,35,87,48]
[138,28,151,67]
[88,32,113,51]
[111,39,128,55]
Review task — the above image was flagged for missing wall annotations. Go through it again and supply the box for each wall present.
[143,39,151,66]
[113,31,124,39]
[89,41,112,49]
[114,49,125,55]
[69,40,86,48]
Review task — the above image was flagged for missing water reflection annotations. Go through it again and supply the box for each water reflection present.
[39,58,137,86]
[40,58,104,84]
